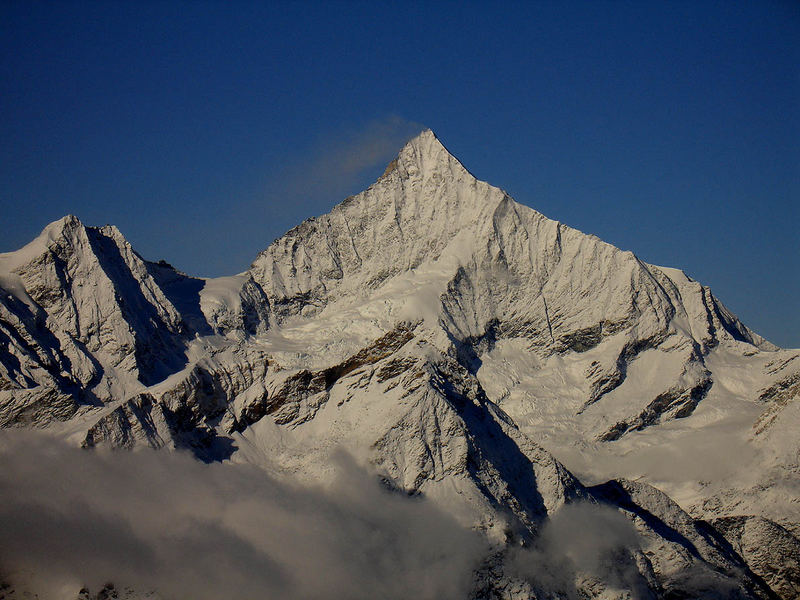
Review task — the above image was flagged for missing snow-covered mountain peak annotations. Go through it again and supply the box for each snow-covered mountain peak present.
[248,131,775,367]
[0,214,83,274]
[388,128,475,184]
[40,213,82,237]
[248,132,512,326]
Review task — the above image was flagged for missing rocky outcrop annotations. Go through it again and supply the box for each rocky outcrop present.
[712,515,800,600]
[590,479,775,599]
[753,359,800,436]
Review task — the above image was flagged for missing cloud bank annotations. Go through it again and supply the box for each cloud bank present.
[0,431,485,600]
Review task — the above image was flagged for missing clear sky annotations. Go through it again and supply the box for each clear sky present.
[1,1,798,347]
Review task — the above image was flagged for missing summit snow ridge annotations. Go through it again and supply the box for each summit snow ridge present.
[1,129,798,599]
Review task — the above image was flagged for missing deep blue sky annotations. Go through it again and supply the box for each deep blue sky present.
[1,1,798,347]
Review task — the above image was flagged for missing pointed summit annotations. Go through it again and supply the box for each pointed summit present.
[402,127,440,151]
[382,129,474,183]
[0,214,87,275]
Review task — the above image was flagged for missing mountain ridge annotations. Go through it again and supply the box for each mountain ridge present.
[1,129,798,599]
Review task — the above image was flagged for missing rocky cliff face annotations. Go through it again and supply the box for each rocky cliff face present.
[1,130,797,599]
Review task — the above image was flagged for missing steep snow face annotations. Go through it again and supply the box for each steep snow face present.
[0,216,191,427]
[249,130,505,320]
[251,131,662,339]
[0,216,187,385]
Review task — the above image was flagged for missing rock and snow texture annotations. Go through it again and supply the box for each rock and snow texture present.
[0,129,798,598]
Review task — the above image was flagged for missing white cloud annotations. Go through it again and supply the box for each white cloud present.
[506,501,652,599]
[0,431,485,600]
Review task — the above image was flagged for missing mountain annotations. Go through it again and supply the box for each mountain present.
[1,130,798,599]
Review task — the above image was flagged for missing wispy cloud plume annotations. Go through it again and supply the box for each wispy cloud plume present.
[280,115,425,201]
